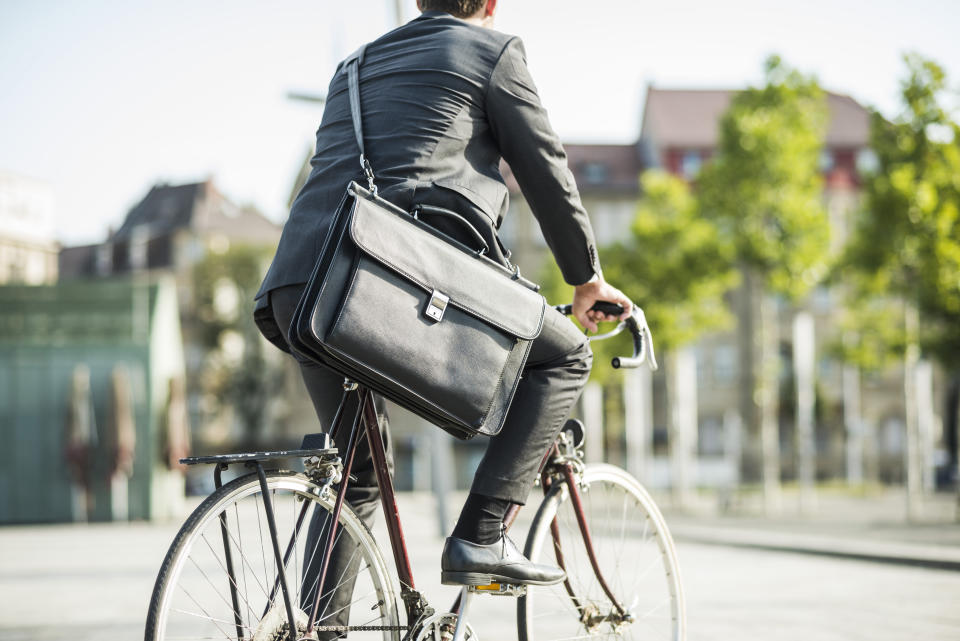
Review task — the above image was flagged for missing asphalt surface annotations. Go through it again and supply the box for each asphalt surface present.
[1,491,958,640]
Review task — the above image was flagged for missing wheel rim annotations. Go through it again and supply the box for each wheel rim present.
[520,465,684,641]
[148,472,398,640]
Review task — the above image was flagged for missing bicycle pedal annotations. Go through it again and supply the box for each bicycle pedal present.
[468,582,526,597]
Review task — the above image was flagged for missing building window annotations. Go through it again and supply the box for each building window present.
[698,418,725,456]
[713,345,737,384]
[819,150,835,172]
[812,285,832,312]
[680,151,701,178]
[581,163,609,185]
[856,148,879,175]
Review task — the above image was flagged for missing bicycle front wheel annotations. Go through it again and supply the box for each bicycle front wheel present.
[518,464,685,641]
[146,470,399,641]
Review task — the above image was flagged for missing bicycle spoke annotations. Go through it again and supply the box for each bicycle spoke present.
[316,586,380,624]
[183,554,248,625]
[233,502,251,635]
[521,467,683,641]
[176,583,234,640]
[197,532,259,624]
[300,523,348,608]
[220,516,273,602]
[317,549,368,620]
[254,492,270,608]
[147,472,397,641]
[295,502,334,602]
[171,607,254,631]
[292,493,299,598]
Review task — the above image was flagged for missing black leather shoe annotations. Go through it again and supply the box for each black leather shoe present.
[441,535,566,586]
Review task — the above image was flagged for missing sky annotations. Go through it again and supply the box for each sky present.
[1,0,958,246]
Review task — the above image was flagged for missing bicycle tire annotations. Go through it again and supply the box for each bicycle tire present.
[145,470,400,641]
[518,464,686,641]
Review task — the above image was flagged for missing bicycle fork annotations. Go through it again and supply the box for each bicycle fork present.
[538,456,630,628]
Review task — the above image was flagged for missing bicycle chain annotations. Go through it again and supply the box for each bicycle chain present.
[308,624,410,632]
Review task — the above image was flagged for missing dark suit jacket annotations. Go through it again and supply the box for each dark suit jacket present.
[255,10,600,350]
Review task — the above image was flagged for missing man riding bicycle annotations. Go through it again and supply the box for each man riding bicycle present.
[254,0,633,631]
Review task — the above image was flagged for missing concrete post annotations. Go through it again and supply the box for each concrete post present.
[670,347,698,507]
[759,293,782,515]
[413,434,432,492]
[723,409,743,495]
[842,355,864,486]
[582,382,604,464]
[430,428,453,537]
[916,360,936,493]
[904,305,922,520]
[624,366,652,485]
[793,311,816,512]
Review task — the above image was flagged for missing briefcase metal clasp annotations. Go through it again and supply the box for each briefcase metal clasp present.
[425,290,449,322]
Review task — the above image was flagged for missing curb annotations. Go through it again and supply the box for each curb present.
[669,525,960,572]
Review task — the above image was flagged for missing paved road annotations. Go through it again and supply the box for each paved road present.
[1,494,958,640]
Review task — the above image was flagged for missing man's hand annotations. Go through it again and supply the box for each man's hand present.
[572,277,632,333]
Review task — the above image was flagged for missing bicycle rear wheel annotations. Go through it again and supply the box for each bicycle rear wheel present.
[145,470,399,640]
[518,464,685,641]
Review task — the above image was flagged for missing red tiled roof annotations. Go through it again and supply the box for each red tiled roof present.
[501,144,641,195]
[640,87,870,150]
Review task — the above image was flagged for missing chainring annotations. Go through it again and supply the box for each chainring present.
[413,612,478,641]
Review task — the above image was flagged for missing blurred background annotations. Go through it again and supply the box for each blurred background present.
[1,1,959,639]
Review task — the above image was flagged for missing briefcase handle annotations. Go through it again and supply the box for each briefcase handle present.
[411,204,490,256]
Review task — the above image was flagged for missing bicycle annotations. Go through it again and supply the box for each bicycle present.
[145,302,686,641]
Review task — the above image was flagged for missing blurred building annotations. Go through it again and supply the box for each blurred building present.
[280,86,946,493]
[499,87,943,488]
[0,171,58,285]
[59,180,286,455]
[0,277,186,523]
[59,179,279,297]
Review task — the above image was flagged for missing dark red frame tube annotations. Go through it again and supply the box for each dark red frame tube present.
[305,389,365,633]
[561,463,627,617]
[362,393,417,592]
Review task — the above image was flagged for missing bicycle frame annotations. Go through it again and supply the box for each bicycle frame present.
[182,304,658,640]
[295,385,627,638]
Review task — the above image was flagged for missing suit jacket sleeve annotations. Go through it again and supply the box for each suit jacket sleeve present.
[485,37,600,286]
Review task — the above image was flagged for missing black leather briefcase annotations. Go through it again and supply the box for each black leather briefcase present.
[289,181,545,439]
[289,45,545,439]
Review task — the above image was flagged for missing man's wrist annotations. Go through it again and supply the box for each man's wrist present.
[576,272,601,287]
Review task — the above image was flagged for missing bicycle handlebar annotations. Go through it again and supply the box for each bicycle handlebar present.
[555,301,658,371]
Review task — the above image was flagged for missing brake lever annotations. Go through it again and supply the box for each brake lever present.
[635,309,658,371]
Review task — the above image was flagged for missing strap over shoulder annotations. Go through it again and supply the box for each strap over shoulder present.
[345,43,376,194]
[343,43,368,67]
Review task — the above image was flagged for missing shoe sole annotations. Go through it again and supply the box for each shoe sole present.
[440,571,565,587]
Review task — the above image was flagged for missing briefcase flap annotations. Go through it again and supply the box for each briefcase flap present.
[348,196,545,340]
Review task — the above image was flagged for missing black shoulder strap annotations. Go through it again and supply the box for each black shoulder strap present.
[344,44,376,194]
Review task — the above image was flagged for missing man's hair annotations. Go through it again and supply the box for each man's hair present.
[420,0,486,18]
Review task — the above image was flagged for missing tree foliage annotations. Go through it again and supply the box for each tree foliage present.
[842,54,960,369]
[192,244,272,348]
[540,171,738,382]
[607,171,738,350]
[698,55,831,298]
[192,244,280,444]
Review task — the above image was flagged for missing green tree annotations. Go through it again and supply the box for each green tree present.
[845,54,960,363]
[605,170,739,354]
[697,56,830,506]
[540,171,737,489]
[540,171,737,380]
[192,244,280,448]
[842,54,960,485]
